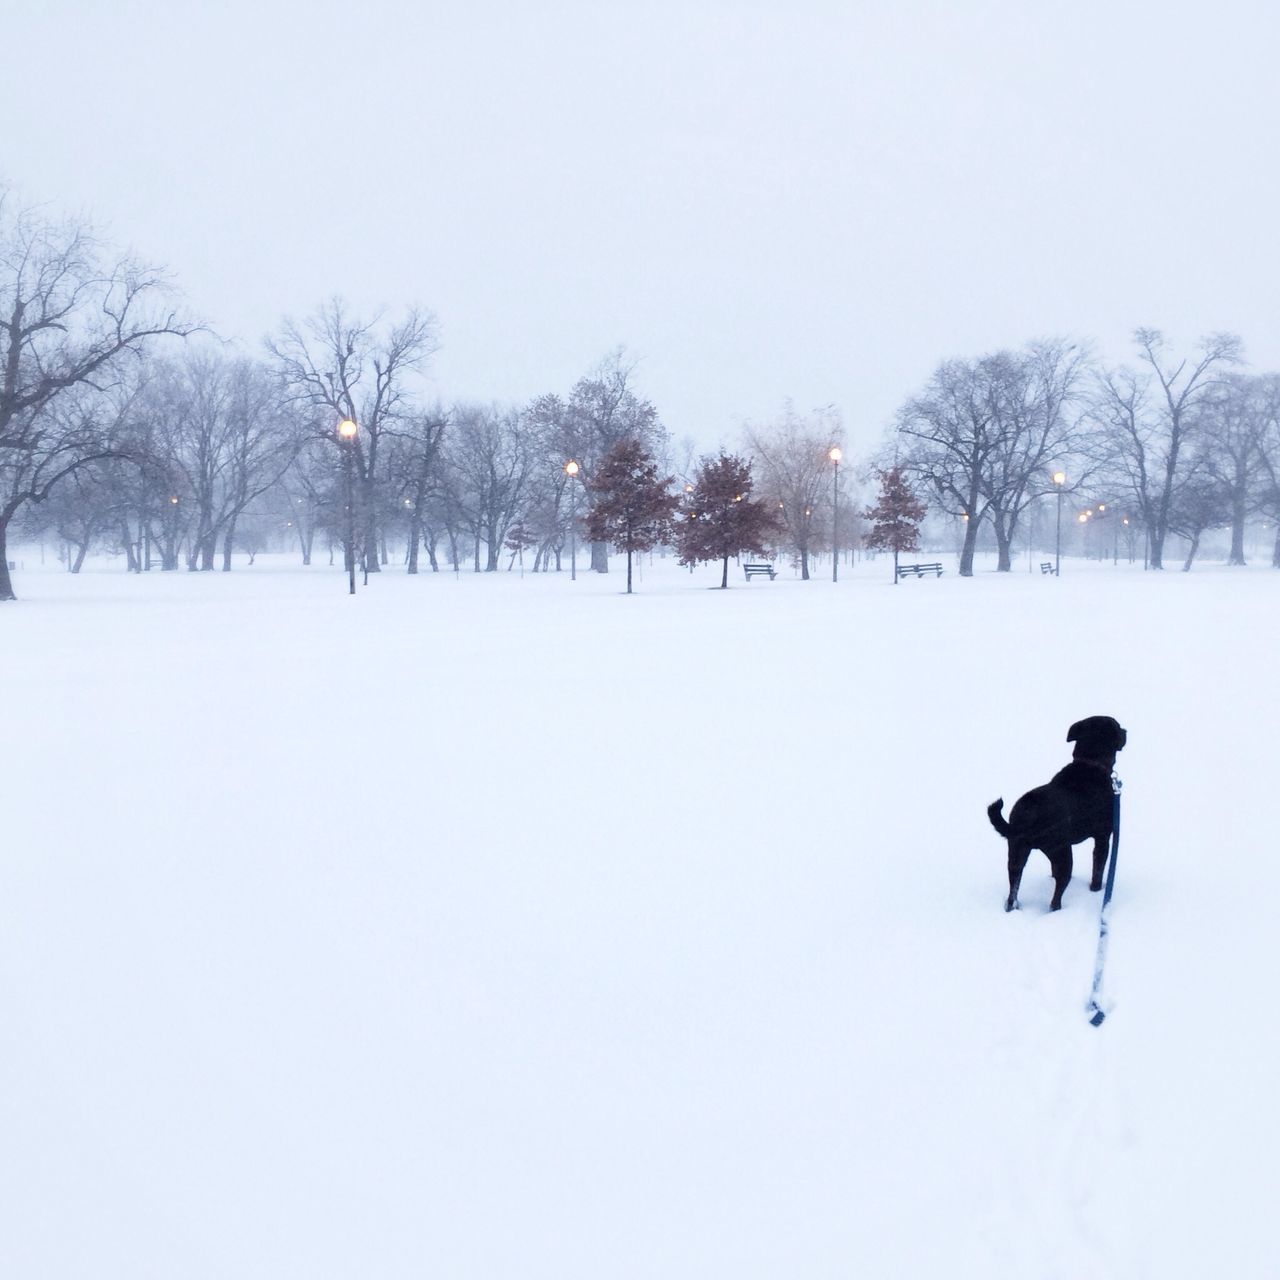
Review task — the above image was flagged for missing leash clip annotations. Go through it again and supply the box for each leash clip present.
[1111,772,1123,796]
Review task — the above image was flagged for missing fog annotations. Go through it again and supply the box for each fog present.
[5,0,1279,446]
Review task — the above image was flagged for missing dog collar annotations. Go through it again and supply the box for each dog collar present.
[1073,757,1112,773]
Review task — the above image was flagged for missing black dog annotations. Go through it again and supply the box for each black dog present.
[987,716,1127,912]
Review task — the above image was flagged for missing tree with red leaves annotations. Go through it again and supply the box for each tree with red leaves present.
[675,452,780,588]
[864,467,927,583]
[583,438,678,593]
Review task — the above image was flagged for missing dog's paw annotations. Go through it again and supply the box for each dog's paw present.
[1090,880,1103,892]
[1004,898,1019,913]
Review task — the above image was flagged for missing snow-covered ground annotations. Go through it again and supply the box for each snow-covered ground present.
[2,551,1276,1278]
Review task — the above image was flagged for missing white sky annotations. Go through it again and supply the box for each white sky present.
[4,0,1278,453]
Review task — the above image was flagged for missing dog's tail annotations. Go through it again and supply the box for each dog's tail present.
[987,799,1010,838]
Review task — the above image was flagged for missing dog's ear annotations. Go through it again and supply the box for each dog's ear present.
[1066,720,1083,743]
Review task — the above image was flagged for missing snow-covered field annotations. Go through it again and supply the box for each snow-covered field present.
[2,551,1276,1278]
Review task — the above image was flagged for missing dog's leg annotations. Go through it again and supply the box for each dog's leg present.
[1005,841,1032,911]
[1090,835,1108,892]
[1047,845,1073,911]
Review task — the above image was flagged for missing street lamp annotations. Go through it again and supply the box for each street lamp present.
[337,418,358,595]
[1052,470,1066,576]
[829,446,842,583]
[564,460,580,581]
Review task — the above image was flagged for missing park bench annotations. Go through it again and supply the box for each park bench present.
[743,562,777,581]
[1040,562,1056,575]
[896,562,944,580]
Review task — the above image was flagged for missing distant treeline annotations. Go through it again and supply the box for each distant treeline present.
[4,189,1278,602]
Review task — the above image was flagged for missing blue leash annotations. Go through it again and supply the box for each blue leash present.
[1087,776,1123,1026]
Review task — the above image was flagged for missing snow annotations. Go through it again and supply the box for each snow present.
[2,551,1277,1278]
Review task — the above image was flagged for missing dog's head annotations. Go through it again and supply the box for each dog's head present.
[1067,716,1127,763]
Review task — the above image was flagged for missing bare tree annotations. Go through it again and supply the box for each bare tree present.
[895,360,998,577]
[982,341,1092,570]
[1089,329,1241,570]
[387,408,448,574]
[893,343,1091,576]
[446,404,535,572]
[1260,403,1280,568]
[1167,462,1229,571]
[0,191,193,600]
[744,405,842,580]
[140,352,300,570]
[1200,373,1279,565]
[267,299,437,575]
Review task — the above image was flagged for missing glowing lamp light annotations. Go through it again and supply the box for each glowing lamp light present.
[1078,512,1089,523]
[1098,503,1106,512]
[829,446,843,463]
[1053,471,1066,486]
[169,495,179,505]
[1122,517,1130,525]
[684,483,694,493]
[565,460,579,477]
[337,418,358,440]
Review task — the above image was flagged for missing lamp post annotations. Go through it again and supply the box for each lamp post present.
[829,446,842,582]
[1052,470,1066,575]
[337,418,358,595]
[564,460,580,580]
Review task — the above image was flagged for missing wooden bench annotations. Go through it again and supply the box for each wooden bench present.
[743,562,777,580]
[1040,562,1056,575]
[896,562,943,580]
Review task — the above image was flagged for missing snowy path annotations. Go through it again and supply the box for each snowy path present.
[2,556,1277,1277]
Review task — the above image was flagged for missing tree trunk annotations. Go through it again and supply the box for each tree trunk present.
[0,517,14,601]
[426,531,439,572]
[626,548,633,594]
[1228,498,1246,565]
[121,524,139,573]
[1182,532,1201,572]
[1148,518,1166,569]
[1272,525,1280,568]
[222,516,238,571]
[800,548,810,580]
[893,547,899,584]
[359,475,380,574]
[993,515,1013,572]
[721,553,729,589]
[591,541,609,573]
[407,515,421,574]
[958,518,980,577]
[71,539,91,573]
